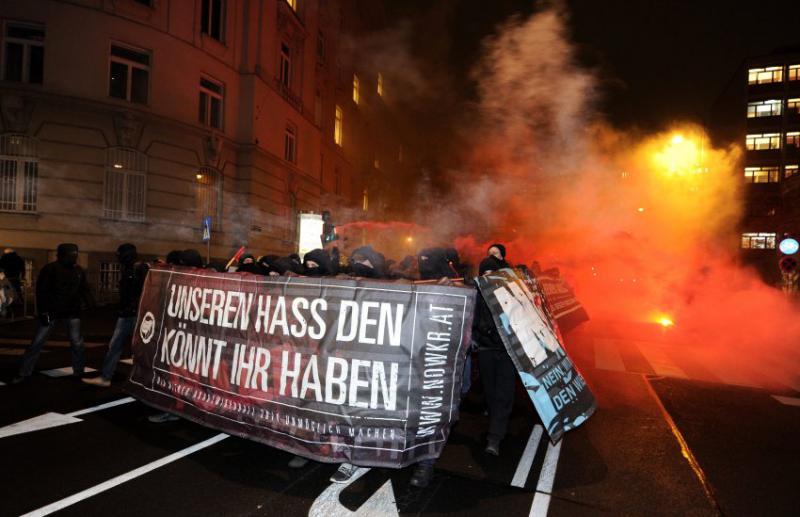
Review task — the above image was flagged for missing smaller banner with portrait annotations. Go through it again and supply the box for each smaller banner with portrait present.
[535,269,589,333]
[475,268,596,443]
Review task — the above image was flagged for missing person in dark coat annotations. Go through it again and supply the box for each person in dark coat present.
[302,249,333,276]
[84,244,150,387]
[13,243,94,383]
[475,254,515,456]
[236,254,264,275]
[0,248,25,304]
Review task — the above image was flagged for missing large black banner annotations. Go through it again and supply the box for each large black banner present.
[127,267,475,468]
[476,268,596,443]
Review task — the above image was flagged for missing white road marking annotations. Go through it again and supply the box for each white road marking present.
[0,398,136,439]
[0,413,81,439]
[0,380,5,386]
[120,358,133,365]
[593,338,626,372]
[772,395,800,407]
[529,439,563,517]
[308,467,400,517]
[20,433,228,517]
[40,366,96,378]
[512,425,543,487]
[67,397,135,417]
[635,341,688,379]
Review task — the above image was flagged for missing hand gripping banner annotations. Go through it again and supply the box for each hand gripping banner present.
[127,267,475,468]
[475,268,596,442]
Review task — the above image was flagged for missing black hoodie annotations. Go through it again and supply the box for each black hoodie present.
[36,244,93,318]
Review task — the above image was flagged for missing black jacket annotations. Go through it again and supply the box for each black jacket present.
[472,290,505,350]
[36,260,93,318]
[0,251,24,279]
[119,261,149,317]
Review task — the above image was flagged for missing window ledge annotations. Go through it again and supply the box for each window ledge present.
[99,218,149,225]
[0,210,40,218]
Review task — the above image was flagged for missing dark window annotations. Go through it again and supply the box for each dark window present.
[201,0,225,42]
[280,42,291,88]
[109,44,150,104]
[3,22,45,84]
[199,78,224,130]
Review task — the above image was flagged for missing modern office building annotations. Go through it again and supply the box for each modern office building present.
[0,0,412,301]
[741,49,800,283]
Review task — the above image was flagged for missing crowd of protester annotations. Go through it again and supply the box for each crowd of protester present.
[6,240,523,489]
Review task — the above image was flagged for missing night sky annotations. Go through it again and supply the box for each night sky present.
[385,0,800,140]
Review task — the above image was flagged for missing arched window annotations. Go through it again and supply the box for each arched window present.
[195,166,222,229]
[0,134,38,213]
[104,147,146,221]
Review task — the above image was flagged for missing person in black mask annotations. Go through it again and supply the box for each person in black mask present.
[84,244,149,387]
[12,243,94,383]
[302,249,333,276]
[474,254,515,456]
[236,254,264,275]
[348,246,385,278]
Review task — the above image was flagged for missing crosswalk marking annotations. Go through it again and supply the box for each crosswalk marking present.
[120,358,133,366]
[593,339,626,372]
[634,341,688,379]
[511,425,543,487]
[529,439,562,517]
[0,348,28,356]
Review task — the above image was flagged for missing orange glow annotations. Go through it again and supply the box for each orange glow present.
[657,316,675,328]
[651,132,705,176]
[406,236,413,243]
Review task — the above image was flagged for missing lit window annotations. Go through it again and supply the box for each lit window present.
[201,0,225,42]
[198,77,224,130]
[789,64,800,81]
[279,42,291,89]
[334,105,343,146]
[787,132,800,148]
[377,72,384,97]
[2,22,44,84]
[352,74,360,105]
[786,165,799,178]
[104,147,146,221]
[284,124,297,164]
[747,99,782,118]
[748,66,783,85]
[316,31,325,62]
[745,133,781,150]
[108,44,150,104]
[788,98,800,114]
[195,167,222,229]
[741,232,776,249]
[0,134,38,213]
[286,0,297,11]
[362,188,368,212]
[744,166,779,183]
[374,157,380,169]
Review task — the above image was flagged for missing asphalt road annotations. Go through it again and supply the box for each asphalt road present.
[1,314,798,516]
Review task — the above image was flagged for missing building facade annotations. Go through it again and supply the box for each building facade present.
[0,0,411,301]
[741,51,800,283]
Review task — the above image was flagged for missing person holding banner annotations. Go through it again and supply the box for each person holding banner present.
[475,253,516,456]
[84,244,149,387]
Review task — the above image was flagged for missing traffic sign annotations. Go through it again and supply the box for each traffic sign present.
[202,216,212,243]
[779,237,798,255]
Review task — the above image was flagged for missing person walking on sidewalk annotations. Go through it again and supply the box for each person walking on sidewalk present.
[84,243,149,388]
[12,244,93,383]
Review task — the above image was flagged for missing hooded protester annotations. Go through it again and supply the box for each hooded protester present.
[236,253,264,275]
[13,243,94,383]
[302,249,333,276]
[487,243,507,263]
[348,246,386,278]
[258,255,281,276]
[270,254,304,276]
[418,247,459,280]
[165,250,182,266]
[0,248,24,311]
[181,249,204,268]
[84,243,150,387]
[474,255,516,456]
